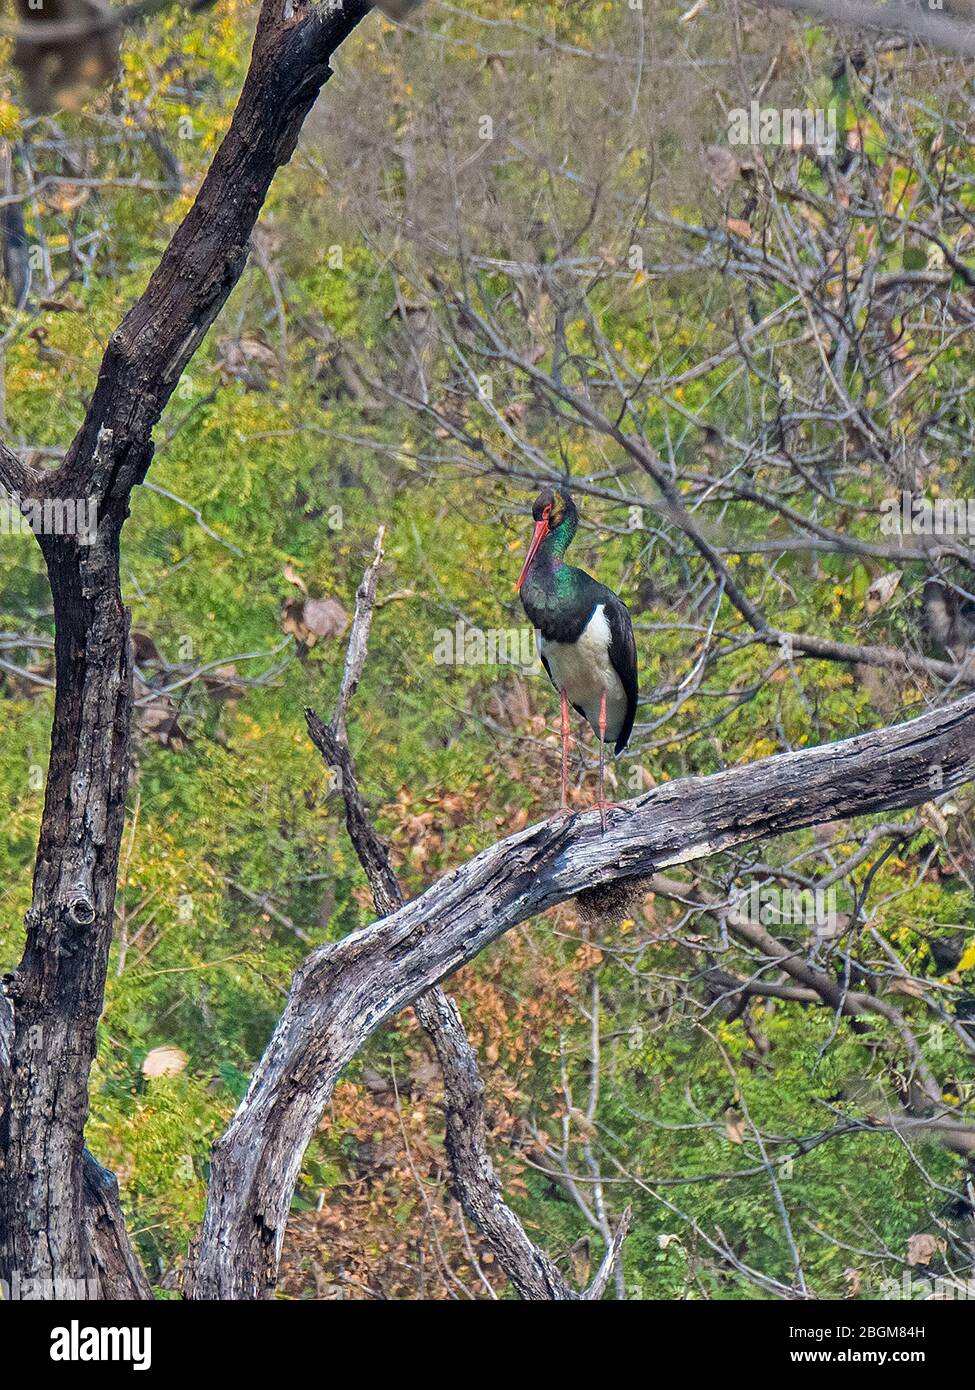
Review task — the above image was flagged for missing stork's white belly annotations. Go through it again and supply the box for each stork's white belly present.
[541,604,627,743]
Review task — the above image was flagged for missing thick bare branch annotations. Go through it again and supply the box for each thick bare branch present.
[192,692,975,1297]
[333,525,387,745]
[0,986,11,1119]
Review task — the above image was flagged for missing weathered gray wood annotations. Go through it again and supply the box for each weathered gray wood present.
[191,692,975,1298]
[82,1152,154,1301]
[0,987,12,1118]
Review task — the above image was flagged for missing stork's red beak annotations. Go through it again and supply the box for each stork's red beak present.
[516,518,550,591]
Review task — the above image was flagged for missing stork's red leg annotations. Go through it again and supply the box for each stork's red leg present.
[593,690,631,833]
[597,689,607,833]
[560,687,570,811]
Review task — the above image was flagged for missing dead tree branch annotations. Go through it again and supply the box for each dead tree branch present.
[191,692,975,1297]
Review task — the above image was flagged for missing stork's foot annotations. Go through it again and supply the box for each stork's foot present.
[593,799,632,835]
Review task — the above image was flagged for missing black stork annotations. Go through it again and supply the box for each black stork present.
[515,489,638,827]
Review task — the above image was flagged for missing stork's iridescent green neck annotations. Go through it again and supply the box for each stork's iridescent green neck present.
[536,510,577,569]
[515,489,584,617]
[521,512,581,609]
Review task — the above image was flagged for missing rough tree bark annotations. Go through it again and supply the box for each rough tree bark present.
[191,692,975,1298]
[0,432,137,1295]
[0,0,372,1298]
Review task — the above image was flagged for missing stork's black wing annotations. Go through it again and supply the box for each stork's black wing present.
[606,592,638,754]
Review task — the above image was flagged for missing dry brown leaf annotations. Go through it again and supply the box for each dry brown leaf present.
[42,183,91,214]
[214,333,278,388]
[37,294,84,313]
[282,562,309,595]
[302,597,349,640]
[701,144,739,194]
[136,698,188,749]
[886,978,926,1000]
[131,631,162,665]
[280,595,349,647]
[201,665,244,702]
[575,942,604,971]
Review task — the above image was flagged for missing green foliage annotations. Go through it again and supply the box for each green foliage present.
[0,0,972,1299]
